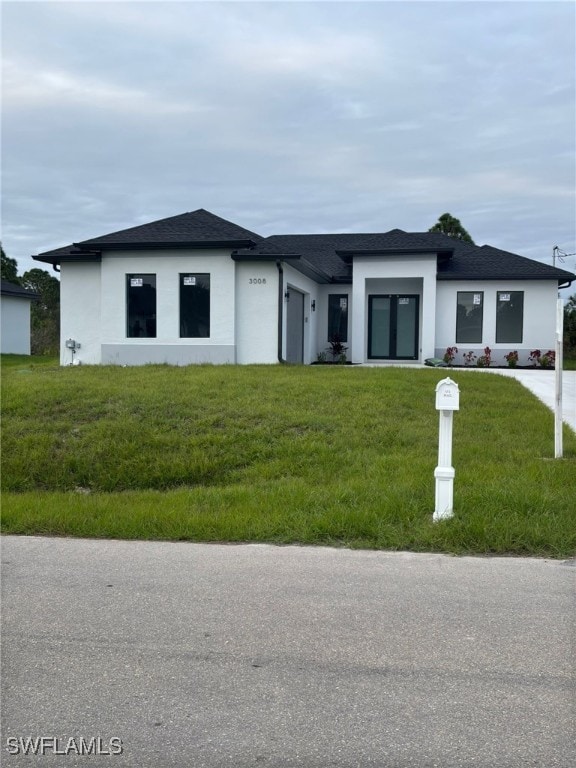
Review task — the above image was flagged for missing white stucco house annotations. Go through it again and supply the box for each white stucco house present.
[32,209,575,367]
[1,280,39,355]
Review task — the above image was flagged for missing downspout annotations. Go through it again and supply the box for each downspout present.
[53,263,61,273]
[276,260,287,363]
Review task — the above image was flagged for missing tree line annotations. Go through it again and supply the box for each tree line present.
[1,246,60,355]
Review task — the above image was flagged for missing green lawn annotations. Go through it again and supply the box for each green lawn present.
[1,355,575,556]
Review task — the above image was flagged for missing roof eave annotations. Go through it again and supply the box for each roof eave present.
[337,248,454,264]
[33,251,101,265]
[232,251,332,283]
[231,252,301,261]
[0,288,40,299]
[437,273,575,283]
[73,239,257,251]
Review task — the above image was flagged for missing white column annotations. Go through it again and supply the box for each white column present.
[433,377,459,521]
[555,298,563,459]
[351,274,365,364]
[434,411,455,521]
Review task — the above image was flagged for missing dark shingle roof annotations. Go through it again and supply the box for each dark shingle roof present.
[436,244,576,281]
[1,280,39,299]
[76,208,262,247]
[32,209,575,286]
[33,209,262,263]
[233,230,456,282]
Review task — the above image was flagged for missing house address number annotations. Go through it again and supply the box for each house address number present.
[248,278,267,284]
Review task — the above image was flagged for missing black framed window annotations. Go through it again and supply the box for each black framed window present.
[456,291,483,343]
[127,274,156,338]
[496,291,524,343]
[328,294,348,342]
[180,274,210,338]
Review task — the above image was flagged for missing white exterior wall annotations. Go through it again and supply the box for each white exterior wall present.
[435,280,559,365]
[58,247,562,368]
[235,261,279,364]
[99,249,236,365]
[60,262,102,364]
[1,296,32,355]
[351,254,437,363]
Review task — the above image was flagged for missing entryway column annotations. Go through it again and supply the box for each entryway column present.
[351,277,365,364]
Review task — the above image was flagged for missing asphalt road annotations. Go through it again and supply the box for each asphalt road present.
[1,536,575,768]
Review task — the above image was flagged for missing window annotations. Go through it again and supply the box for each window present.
[127,274,156,337]
[328,294,348,342]
[180,274,210,338]
[496,291,524,343]
[456,291,483,343]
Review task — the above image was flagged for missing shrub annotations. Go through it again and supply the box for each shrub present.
[504,351,519,368]
[528,349,541,367]
[327,335,348,364]
[476,346,492,368]
[528,349,555,369]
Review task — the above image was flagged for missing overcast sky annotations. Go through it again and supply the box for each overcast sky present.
[2,0,575,284]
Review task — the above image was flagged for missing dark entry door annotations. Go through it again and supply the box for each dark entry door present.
[286,289,304,363]
[368,295,419,360]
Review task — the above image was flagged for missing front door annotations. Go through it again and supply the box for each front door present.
[286,288,304,363]
[368,295,419,360]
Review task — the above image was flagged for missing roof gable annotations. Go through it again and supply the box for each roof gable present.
[75,208,262,248]
[33,209,262,264]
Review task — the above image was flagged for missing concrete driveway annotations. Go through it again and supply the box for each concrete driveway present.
[1,536,574,767]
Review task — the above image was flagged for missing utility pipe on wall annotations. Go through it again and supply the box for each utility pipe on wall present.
[276,261,287,364]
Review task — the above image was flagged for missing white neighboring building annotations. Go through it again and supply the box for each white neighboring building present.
[1,280,38,355]
[32,209,575,367]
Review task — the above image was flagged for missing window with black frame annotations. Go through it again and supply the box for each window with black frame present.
[180,274,210,338]
[328,294,348,342]
[496,291,524,343]
[456,291,483,343]
[127,274,156,338]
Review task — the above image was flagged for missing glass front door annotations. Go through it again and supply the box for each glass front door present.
[368,295,419,360]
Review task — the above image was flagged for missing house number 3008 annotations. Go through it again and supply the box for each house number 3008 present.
[248,278,267,284]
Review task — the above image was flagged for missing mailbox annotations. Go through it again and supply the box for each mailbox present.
[435,377,460,411]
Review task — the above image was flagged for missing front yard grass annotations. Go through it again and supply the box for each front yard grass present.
[1,357,575,556]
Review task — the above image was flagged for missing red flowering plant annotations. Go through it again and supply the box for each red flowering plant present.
[529,349,555,368]
[476,346,492,367]
[504,350,519,368]
[443,346,458,365]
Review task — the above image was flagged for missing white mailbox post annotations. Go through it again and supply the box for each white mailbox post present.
[433,377,460,522]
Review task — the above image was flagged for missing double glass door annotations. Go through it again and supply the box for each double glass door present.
[368,295,419,360]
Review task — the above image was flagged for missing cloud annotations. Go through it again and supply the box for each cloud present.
[1,0,574,284]
[3,58,210,116]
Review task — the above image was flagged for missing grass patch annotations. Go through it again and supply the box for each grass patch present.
[2,357,575,556]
